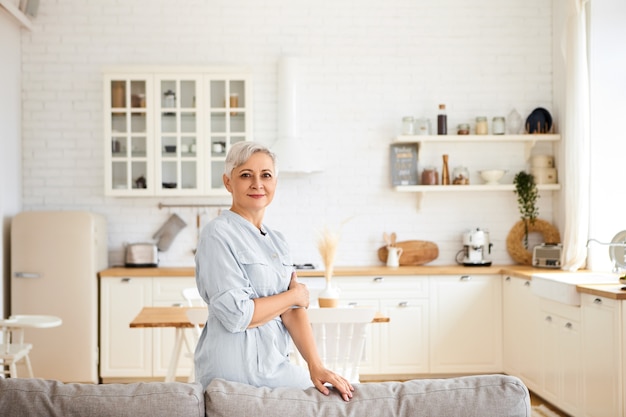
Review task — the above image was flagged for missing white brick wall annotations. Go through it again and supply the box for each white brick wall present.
[20,0,556,267]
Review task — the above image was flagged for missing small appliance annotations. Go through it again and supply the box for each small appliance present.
[125,243,158,267]
[532,243,562,268]
[456,228,493,266]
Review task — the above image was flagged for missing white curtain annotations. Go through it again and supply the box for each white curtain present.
[561,0,590,271]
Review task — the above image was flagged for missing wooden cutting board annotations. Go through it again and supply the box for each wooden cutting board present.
[377,240,439,266]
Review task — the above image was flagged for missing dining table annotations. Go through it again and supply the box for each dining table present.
[130,306,389,382]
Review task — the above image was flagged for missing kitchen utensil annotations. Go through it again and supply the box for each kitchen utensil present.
[530,167,557,184]
[530,154,554,168]
[377,240,439,266]
[390,232,397,246]
[153,213,187,251]
[479,169,507,185]
[456,228,492,266]
[386,246,403,267]
[525,107,552,133]
[507,108,523,134]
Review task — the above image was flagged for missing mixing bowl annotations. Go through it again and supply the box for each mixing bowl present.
[479,169,507,185]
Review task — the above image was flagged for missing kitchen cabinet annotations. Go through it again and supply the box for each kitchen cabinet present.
[540,298,582,417]
[99,276,196,380]
[330,276,429,376]
[502,275,542,393]
[104,67,251,197]
[429,274,502,373]
[99,276,153,378]
[392,134,561,193]
[581,293,622,417]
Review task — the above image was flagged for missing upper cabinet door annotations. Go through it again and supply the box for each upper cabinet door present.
[104,67,251,197]
[104,74,155,196]
[154,75,203,195]
[204,75,252,193]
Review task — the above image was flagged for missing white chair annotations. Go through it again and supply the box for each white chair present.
[0,315,62,378]
[293,307,377,383]
[0,318,33,378]
[181,287,207,382]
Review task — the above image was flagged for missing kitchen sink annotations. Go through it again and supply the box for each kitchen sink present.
[531,272,620,306]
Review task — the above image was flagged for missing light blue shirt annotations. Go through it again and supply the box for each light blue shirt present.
[194,210,311,390]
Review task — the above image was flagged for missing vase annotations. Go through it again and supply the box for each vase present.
[318,280,339,308]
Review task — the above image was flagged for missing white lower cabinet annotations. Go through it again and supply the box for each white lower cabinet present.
[429,274,502,373]
[100,276,152,378]
[99,276,196,380]
[331,276,429,376]
[379,297,429,374]
[540,299,582,417]
[581,293,622,417]
[502,275,542,393]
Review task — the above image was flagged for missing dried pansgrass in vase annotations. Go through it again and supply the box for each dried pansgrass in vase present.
[317,226,340,307]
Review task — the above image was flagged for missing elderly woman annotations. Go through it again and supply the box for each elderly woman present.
[194,141,354,401]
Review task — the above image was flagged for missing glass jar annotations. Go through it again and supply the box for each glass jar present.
[492,116,506,135]
[402,116,415,135]
[421,167,439,185]
[452,166,470,185]
[457,123,470,135]
[475,117,488,135]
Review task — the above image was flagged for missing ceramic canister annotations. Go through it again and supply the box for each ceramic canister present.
[531,155,554,168]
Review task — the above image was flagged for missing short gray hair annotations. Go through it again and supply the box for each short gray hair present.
[223,141,278,178]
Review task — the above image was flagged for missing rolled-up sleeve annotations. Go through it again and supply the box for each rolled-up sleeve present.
[196,223,256,333]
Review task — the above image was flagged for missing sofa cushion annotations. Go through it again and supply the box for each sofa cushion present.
[0,378,204,417]
[205,374,530,417]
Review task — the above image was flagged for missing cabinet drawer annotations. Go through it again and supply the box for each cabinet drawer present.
[334,276,429,298]
[581,293,618,309]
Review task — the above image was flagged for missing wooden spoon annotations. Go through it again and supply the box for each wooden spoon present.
[390,232,397,247]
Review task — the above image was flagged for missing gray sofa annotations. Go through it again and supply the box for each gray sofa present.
[0,374,530,417]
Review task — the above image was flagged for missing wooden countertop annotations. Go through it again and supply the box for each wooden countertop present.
[99,264,536,278]
[99,265,626,300]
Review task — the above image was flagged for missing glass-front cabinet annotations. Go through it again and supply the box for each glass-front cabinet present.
[104,67,251,197]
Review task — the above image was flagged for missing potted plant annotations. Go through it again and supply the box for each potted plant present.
[506,171,560,265]
[513,171,539,249]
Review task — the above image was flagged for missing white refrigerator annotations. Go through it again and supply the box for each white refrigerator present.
[11,211,108,383]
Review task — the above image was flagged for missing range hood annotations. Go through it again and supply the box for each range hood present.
[273,56,322,174]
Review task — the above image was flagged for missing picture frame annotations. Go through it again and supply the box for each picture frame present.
[390,143,419,186]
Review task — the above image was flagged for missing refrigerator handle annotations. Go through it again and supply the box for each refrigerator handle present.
[14,272,41,279]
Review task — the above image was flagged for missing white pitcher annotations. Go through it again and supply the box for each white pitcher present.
[386,247,403,268]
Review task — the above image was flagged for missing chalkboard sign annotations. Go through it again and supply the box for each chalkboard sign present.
[390,143,419,185]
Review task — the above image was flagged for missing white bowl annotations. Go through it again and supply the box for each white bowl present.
[479,169,507,185]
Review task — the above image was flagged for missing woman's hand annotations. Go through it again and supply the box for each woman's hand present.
[309,363,354,402]
[288,272,310,308]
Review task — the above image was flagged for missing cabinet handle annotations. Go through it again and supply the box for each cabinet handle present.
[121,277,131,283]
[460,275,472,281]
[545,315,552,322]
[348,302,358,307]
[565,322,573,329]
[373,277,384,283]
[505,276,511,282]
[172,303,183,307]
[593,298,602,305]
[398,301,408,308]
[524,281,530,287]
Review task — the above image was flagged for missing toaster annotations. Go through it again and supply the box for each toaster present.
[125,243,158,267]
[532,243,562,268]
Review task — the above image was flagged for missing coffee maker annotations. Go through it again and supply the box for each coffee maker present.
[456,228,493,266]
